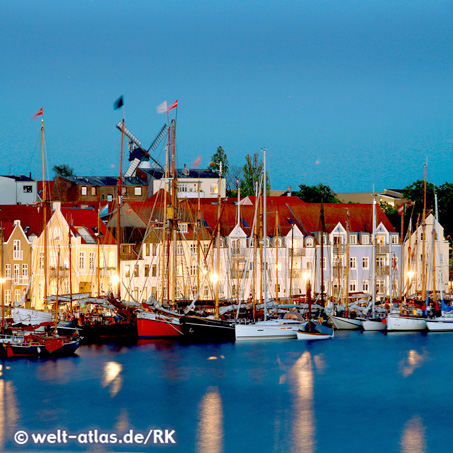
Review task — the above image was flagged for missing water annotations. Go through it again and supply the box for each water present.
[1,331,452,452]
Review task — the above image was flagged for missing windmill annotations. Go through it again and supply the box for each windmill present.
[116,121,168,177]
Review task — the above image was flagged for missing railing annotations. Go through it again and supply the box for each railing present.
[100,268,116,278]
[333,244,346,254]
[49,268,70,278]
[231,248,245,257]
[376,265,390,276]
[290,248,305,256]
[376,245,389,254]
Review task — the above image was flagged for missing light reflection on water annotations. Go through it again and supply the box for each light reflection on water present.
[196,386,223,453]
[401,415,427,453]
[1,332,452,452]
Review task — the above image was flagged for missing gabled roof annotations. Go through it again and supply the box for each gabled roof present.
[0,205,44,241]
[139,167,222,180]
[57,175,146,186]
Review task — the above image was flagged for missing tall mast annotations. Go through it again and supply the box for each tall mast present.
[345,209,350,317]
[171,119,177,308]
[275,209,279,303]
[421,163,427,303]
[116,119,125,298]
[215,161,222,318]
[42,118,48,304]
[68,215,73,312]
[320,195,325,307]
[1,222,4,331]
[262,149,268,321]
[372,194,376,316]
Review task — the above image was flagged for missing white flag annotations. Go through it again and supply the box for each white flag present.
[156,100,168,114]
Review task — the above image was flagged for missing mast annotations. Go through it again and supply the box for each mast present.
[215,161,222,318]
[1,222,4,331]
[372,194,376,316]
[96,205,101,298]
[42,117,48,304]
[399,203,404,302]
[68,215,73,312]
[116,119,125,298]
[253,183,258,320]
[421,163,427,303]
[345,209,350,317]
[263,149,268,321]
[275,209,279,303]
[432,192,436,304]
[320,195,325,307]
[171,119,177,308]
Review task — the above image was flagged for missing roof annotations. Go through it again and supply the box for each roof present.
[139,167,222,180]
[0,205,44,241]
[58,176,146,186]
[0,175,35,182]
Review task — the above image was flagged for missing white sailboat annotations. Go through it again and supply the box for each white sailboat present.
[235,149,304,340]
[362,194,386,331]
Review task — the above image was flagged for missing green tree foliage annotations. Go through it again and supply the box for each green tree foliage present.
[295,184,340,203]
[210,146,229,177]
[52,164,74,178]
[240,152,270,196]
[402,180,436,213]
[379,200,397,216]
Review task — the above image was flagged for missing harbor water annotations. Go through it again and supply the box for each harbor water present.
[1,331,452,452]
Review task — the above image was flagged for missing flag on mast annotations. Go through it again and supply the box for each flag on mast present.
[157,99,178,114]
[193,156,201,168]
[32,107,43,118]
[397,203,404,215]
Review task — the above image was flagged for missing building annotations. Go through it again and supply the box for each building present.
[0,175,38,205]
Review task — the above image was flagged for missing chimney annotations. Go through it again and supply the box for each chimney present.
[287,186,292,196]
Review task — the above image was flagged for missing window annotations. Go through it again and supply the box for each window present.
[23,185,32,193]
[349,235,357,245]
[377,257,386,268]
[134,287,139,301]
[306,261,312,270]
[349,257,357,269]
[322,257,326,270]
[305,237,313,247]
[391,235,399,244]
[210,184,218,194]
[350,281,357,292]
[362,235,369,245]
[64,280,70,294]
[178,184,187,193]
[179,223,188,233]
[190,265,197,277]
[81,186,87,196]
[152,244,157,256]
[14,264,19,283]
[79,252,85,271]
[363,280,369,292]
[376,236,385,245]
[125,266,130,278]
[177,243,183,255]
[145,243,150,257]
[14,289,21,302]
[133,266,139,277]
[107,194,113,202]
[144,265,150,277]
[39,253,44,270]
[5,264,11,278]
[89,252,95,272]
[22,264,28,277]
[190,243,197,255]
[362,257,369,270]
[134,187,142,196]
[376,280,385,294]
[13,240,22,260]
[4,290,10,305]
[91,187,96,196]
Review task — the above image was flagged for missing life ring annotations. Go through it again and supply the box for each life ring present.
[402,310,408,316]
[67,313,75,321]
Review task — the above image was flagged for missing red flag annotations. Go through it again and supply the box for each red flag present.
[32,107,43,118]
[193,156,201,168]
[168,99,178,111]
[397,203,404,215]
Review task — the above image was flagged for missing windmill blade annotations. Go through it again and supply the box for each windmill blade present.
[147,124,168,153]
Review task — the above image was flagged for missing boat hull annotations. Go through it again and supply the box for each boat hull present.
[0,335,81,358]
[386,314,427,331]
[12,307,52,325]
[80,323,137,343]
[136,312,181,338]
[426,318,453,332]
[180,316,235,342]
[362,318,387,331]
[330,316,362,330]
[297,331,333,340]
[235,320,303,340]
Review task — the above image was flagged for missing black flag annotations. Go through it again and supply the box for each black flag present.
[113,96,124,110]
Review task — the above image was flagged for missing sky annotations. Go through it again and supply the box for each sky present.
[1,0,453,193]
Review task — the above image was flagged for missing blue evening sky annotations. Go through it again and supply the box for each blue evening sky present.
[1,1,453,193]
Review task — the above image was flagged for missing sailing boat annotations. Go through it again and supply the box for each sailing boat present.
[297,281,333,340]
[330,208,362,330]
[235,149,304,340]
[362,194,386,331]
[387,164,428,332]
[135,118,182,338]
[1,109,81,358]
[179,161,237,342]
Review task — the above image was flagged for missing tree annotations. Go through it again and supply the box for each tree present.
[53,164,74,178]
[226,164,243,196]
[240,152,270,196]
[402,179,436,214]
[210,146,229,177]
[379,200,397,216]
[295,184,340,203]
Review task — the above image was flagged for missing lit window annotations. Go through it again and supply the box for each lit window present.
[81,186,87,196]
[135,187,142,196]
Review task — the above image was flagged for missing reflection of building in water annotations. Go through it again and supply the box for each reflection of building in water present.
[196,386,223,453]
[0,370,19,451]
[103,361,123,397]
[401,415,426,453]
[290,351,314,453]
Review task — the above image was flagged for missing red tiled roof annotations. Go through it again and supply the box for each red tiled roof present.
[0,205,44,241]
